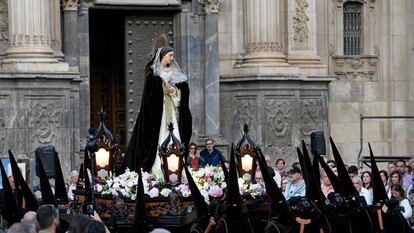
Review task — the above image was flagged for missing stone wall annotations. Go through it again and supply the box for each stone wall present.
[0,0,7,60]
[0,73,81,184]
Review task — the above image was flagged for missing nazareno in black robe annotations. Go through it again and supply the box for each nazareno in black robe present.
[124,61,192,172]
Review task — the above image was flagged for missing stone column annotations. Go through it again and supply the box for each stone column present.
[287,0,326,75]
[243,0,286,64]
[62,0,80,68]
[50,0,65,60]
[199,0,221,136]
[2,0,68,72]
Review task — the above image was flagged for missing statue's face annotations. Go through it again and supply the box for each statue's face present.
[161,51,175,65]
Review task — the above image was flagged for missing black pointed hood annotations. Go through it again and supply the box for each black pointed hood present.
[219,156,229,183]
[330,137,359,199]
[312,149,321,188]
[37,158,57,206]
[128,169,148,233]
[0,158,19,226]
[301,141,325,210]
[184,163,209,219]
[54,151,69,204]
[8,150,23,208]
[76,163,84,190]
[8,150,39,211]
[318,154,342,194]
[83,150,91,190]
[256,148,289,218]
[83,151,93,213]
[225,144,242,215]
[369,143,388,205]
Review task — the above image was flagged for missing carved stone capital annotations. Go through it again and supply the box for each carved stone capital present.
[198,0,224,14]
[61,0,79,11]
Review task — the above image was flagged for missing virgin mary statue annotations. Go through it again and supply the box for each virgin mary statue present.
[125,47,192,176]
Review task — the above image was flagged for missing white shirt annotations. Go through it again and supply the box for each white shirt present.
[359,187,373,205]
[399,198,412,220]
[67,183,76,200]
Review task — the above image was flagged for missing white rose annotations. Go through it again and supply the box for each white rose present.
[160,188,172,197]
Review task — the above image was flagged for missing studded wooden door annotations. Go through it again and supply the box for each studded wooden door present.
[124,14,175,142]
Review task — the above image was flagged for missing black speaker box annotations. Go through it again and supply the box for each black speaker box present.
[310,131,326,156]
[35,145,56,178]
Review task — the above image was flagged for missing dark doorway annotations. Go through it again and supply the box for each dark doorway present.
[89,10,126,147]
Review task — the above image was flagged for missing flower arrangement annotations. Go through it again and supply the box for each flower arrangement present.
[95,166,265,201]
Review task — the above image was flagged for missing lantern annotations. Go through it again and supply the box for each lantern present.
[235,124,258,182]
[159,123,185,186]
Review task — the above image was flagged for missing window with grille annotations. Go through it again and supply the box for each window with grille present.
[343,2,363,55]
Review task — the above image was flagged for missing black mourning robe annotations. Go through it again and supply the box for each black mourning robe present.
[125,63,192,172]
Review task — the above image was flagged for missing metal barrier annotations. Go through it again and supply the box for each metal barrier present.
[357,114,414,168]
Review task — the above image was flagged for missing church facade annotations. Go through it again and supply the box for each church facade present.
[0,0,412,179]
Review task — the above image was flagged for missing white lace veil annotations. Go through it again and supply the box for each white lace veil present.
[151,47,187,85]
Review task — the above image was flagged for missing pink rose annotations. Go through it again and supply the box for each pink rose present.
[208,185,223,198]
[148,187,159,198]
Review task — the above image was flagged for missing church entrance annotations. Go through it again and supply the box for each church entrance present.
[89,9,175,150]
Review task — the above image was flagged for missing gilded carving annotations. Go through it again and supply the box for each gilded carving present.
[293,0,310,44]
[28,100,62,145]
[198,0,224,14]
[246,42,283,54]
[235,99,257,141]
[300,99,320,137]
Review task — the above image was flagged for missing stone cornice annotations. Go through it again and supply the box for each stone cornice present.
[198,0,223,14]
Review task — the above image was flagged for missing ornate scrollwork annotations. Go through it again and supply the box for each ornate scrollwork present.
[299,99,320,137]
[293,0,310,44]
[61,0,79,10]
[235,99,257,141]
[198,0,224,14]
[246,42,283,54]
[28,100,62,146]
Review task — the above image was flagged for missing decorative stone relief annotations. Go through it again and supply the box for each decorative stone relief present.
[61,0,79,10]
[265,99,293,160]
[300,99,320,138]
[246,42,283,54]
[28,100,63,146]
[293,0,310,45]
[198,0,224,14]
[234,98,257,141]
[10,34,51,48]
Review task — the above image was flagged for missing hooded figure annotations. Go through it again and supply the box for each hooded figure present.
[0,158,19,226]
[37,158,57,206]
[125,46,192,173]
[295,145,325,233]
[256,148,294,233]
[330,137,373,233]
[54,151,69,204]
[128,168,148,233]
[215,145,254,233]
[368,143,411,233]
[8,150,38,211]
[183,163,213,233]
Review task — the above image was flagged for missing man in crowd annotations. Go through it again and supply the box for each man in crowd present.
[283,167,306,200]
[37,204,60,233]
[67,170,79,201]
[275,158,286,177]
[396,159,413,190]
[21,211,39,232]
[387,162,396,176]
[200,139,224,166]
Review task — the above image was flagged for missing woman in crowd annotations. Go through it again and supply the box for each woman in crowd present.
[186,142,205,170]
[361,171,373,193]
[388,170,404,196]
[379,170,389,190]
[390,184,412,222]
[352,176,373,205]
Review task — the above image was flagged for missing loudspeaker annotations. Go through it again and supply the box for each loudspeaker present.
[310,131,326,156]
[35,145,56,178]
